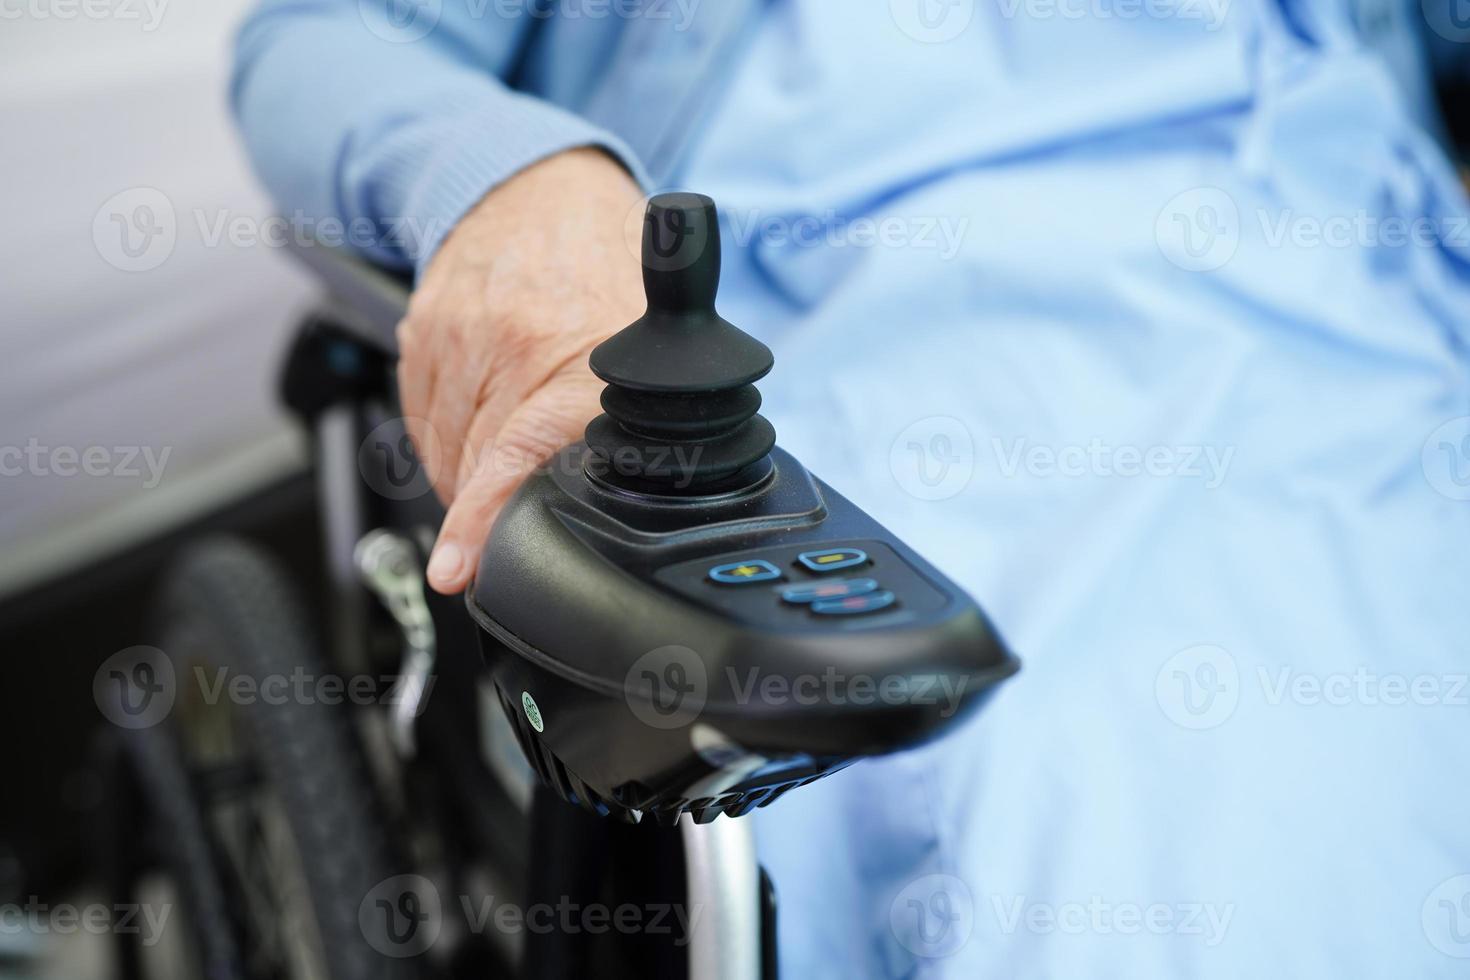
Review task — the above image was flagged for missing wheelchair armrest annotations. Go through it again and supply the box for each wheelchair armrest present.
[285,234,412,356]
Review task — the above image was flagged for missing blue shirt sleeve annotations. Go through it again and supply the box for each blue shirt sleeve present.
[230,1,647,275]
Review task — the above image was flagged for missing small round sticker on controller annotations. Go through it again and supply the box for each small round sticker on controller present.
[522,691,545,733]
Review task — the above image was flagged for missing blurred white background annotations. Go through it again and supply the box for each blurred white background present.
[2,0,318,596]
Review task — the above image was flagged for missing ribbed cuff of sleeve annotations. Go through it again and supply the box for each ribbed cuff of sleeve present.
[351,87,651,278]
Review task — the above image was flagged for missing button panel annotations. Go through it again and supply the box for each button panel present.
[708,560,783,585]
[657,541,942,629]
[796,548,869,573]
[811,590,896,616]
[780,578,879,605]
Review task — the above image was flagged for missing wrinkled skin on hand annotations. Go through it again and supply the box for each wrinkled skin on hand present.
[396,148,646,593]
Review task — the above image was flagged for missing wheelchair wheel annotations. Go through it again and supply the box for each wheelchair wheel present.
[116,536,425,980]
[109,719,247,980]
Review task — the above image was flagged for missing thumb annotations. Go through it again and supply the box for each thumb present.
[425,379,598,594]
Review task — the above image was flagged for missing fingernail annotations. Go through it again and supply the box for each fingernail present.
[427,543,464,589]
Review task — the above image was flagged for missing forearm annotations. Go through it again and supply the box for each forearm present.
[230,0,645,272]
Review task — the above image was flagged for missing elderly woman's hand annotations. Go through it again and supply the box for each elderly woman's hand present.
[397,148,645,594]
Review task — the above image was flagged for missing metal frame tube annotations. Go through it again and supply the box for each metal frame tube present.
[681,817,763,980]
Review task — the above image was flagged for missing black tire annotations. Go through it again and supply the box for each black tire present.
[111,720,248,980]
[133,536,427,980]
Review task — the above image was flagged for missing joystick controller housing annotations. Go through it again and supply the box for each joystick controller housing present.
[468,194,1017,824]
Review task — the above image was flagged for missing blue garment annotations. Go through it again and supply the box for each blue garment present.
[233,2,1470,977]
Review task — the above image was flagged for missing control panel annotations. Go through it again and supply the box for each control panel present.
[654,539,951,629]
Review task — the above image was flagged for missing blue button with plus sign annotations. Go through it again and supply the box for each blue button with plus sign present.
[708,560,783,584]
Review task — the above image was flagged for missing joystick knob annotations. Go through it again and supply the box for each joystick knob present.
[585,193,776,492]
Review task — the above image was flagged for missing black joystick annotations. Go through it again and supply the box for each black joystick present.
[584,193,776,492]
